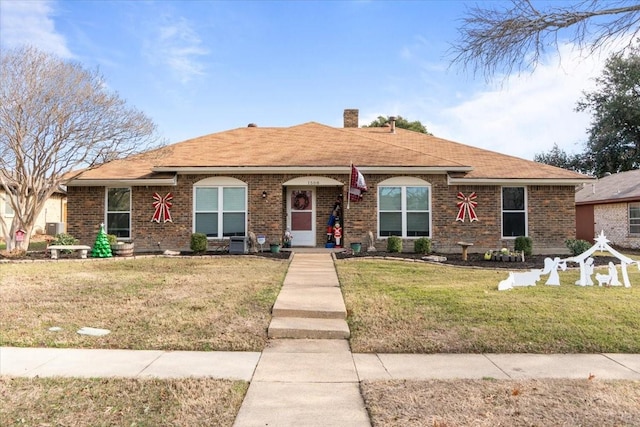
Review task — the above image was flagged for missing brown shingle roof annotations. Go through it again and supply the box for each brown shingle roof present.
[69,122,589,182]
[575,169,640,204]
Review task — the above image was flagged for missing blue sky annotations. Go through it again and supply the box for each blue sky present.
[0,0,620,160]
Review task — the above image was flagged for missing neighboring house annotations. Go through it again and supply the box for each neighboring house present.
[0,188,67,236]
[65,109,590,254]
[575,169,640,249]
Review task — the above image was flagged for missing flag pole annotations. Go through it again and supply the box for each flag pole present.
[347,162,352,210]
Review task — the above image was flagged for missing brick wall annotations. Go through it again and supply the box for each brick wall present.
[67,174,577,254]
[594,202,640,249]
[527,185,576,253]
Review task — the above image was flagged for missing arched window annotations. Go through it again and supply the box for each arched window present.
[378,177,431,238]
[193,177,247,238]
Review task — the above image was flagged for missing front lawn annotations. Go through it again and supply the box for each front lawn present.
[336,258,640,354]
[2,255,640,426]
[0,377,246,427]
[0,257,288,351]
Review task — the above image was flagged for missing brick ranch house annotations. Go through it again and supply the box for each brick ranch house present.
[65,109,590,254]
[575,169,640,249]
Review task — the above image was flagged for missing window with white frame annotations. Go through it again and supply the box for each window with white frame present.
[378,177,430,238]
[194,177,247,238]
[106,187,131,238]
[630,203,640,234]
[502,186,526,237]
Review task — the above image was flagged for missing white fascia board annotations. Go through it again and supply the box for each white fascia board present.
[447,176,593,186]
[66,177,177,187]
[152,166,472,174]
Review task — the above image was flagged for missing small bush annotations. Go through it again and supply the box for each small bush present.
[52,233,78,246]
[51,233,79,254]
[387,236,403,253]
[565,238,591,256]
[514,236,533,256]
[414,237,431,254]
[107,234,118,245]
[190,233,208,253]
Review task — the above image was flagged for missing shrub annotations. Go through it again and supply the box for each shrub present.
[107,234,118,245]
[514,236,533,256]
[387,236,403,253]
[52,233,78,246]
[414,237,431,254]
[190,233,208,253]
[565,238,591,256]
[51,233,79,254]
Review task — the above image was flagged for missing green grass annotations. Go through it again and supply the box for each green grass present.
[0,240,48,251]
[337,259,640,353]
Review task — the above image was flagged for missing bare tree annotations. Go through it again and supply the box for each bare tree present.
[0,46,159,252]
[451,0,640,80]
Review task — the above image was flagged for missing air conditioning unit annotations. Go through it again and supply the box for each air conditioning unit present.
[46,222,65,236]
[229,236,248,254]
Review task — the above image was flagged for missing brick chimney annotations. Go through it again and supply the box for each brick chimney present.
[343,109,359,128]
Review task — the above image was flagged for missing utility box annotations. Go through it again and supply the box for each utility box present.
[229,236,248,254]
[46,222,65,236]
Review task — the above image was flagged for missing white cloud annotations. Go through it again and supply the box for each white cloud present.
[430,43,615,160]
[144,16,209,84]
[0,0,72,58]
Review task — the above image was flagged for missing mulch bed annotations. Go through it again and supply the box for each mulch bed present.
[335,251,625,270]
[0,249,292,261]
[5,248,638,269]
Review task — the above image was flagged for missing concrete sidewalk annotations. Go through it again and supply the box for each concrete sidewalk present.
[2,252,640,427]
[2,346,639,381]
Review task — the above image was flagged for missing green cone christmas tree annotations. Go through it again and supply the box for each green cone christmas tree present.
[91,224,112,258]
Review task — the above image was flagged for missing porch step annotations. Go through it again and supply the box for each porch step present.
[268,317,350,339]
[272,288,346,319]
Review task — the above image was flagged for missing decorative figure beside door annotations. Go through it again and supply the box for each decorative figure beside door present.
[333,222,342,247]
[283,229,293,248]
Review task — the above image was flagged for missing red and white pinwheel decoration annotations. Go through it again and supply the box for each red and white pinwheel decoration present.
[456,192,478,222]
[152,192,173,223]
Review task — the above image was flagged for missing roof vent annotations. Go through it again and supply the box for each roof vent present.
[247,123,257,127]
[389,116,397,134]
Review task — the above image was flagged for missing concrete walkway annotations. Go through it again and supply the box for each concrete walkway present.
[3,346,639,381]
[2,252,640,426]
[234,252,368,426]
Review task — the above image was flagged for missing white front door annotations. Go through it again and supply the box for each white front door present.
[287,188,315,246]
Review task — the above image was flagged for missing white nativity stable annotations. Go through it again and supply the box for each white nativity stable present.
[498,231,640,290]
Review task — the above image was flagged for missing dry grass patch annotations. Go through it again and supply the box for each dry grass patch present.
[0,376,246,427]
[337,259,640,354]
[0,257,288,351]
[362,378,640,426]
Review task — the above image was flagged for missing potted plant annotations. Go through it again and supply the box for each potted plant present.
[270,240,281,253]
[110,236,134,257]
[350,242,362,254]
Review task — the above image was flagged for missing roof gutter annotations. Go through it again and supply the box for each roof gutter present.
[576,196,640,206]
[65,176,178,187]
[151,166,474,174]
[448,176,593,186]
